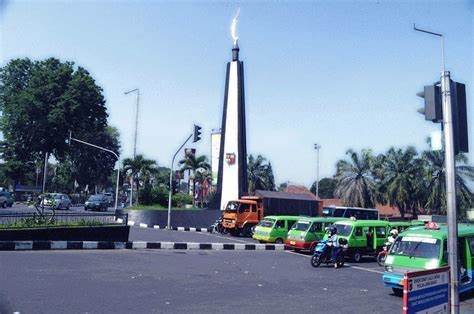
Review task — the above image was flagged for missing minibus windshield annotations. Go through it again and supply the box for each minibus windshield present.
[293,221,310,231]
[334,224,352,236]
[258,219,275,228]
[390,236,440,259]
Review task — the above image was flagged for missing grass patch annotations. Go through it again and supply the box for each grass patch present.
[0,218,109,230]
[127,205,202,211]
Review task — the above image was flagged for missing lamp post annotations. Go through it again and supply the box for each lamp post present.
[124,88,140,206]
[314,144,321,198]
[69,133,120,211]
[414,24,459,314]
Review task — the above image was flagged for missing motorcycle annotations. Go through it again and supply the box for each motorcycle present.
[311,239,348,268]
[210,218,225,234]
[377,242,392,266]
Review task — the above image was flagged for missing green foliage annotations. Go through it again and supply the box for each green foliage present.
[122,154,157,205]
[172,192,193,207]
[0,58,120,190]
[310,177,336,198]
[0,217,106,229]
[247,154,276,194]
[139,185,169,206]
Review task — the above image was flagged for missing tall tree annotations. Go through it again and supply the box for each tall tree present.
[375,147,425,218]
[178,154,211,205]
[247,154,276,194]
[310,177,337,199]
[422,150,474,216]
[123,154,157,205]
[334,149,376,208]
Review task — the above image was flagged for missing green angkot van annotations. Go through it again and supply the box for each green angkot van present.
[382,223,474,296]
[252,216,300,243]
[325,220,390,262]
[285,217,346,253]
[388,220,425,233]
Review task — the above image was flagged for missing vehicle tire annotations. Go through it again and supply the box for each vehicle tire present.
[275,238,284,244]
[353,250,362,263]
[311,255,321,267]
[230,229,240,237]
[66,205,70,210]
[84,207,88,211]
[392,288,403,297]
[337,260,345,268]
[1,202,6,208]
[377,252,386,267]
[242,224,253,237]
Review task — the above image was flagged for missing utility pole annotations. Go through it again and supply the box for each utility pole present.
[314,144,321,198]
[414,24,459,314]
[124,88,140,206]
[42,152,49,193]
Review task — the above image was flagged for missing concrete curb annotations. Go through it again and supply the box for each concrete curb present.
[122,220,211,232]
[0,241,287,251]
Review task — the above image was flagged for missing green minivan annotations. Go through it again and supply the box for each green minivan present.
[388,220,425,233]
[325,219,390,262]
[285,217,347,253]
[252,216,300,244]
[383,223,474,296]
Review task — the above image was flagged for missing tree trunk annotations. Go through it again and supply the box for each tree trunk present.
[135,178,139,205]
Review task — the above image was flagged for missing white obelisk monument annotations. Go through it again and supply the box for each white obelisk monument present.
[216,10,248,210]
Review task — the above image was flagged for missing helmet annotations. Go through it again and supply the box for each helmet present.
[330,227,337,235]
[390,228,399,236]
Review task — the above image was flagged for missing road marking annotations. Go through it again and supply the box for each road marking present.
[285,251,384,274]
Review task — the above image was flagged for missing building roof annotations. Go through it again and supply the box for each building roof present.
[255,190,319,201]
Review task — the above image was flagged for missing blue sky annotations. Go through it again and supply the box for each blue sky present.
[0,0,473,187]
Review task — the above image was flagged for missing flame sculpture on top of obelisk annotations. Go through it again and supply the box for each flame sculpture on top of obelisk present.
[216,9,248,210]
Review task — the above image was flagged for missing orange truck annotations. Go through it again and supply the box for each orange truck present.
[221,190,321,236]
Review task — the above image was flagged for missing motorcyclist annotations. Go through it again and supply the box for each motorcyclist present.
[385,228,399,249]
[327,227,340,266]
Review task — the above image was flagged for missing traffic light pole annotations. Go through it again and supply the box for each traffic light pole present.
[69,135,121,212]
[167,133,193,229]
[414,25,459,313]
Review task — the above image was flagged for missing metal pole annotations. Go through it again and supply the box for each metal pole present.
[314,144,321,198]
[414,24,459,313]
[42,152,48,193]
[69,136,120,211]
[167,134,193,229]
[125,88,140,207]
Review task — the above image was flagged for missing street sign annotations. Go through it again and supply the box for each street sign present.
[403,266,450,314]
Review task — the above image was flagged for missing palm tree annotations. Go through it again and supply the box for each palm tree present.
[334,149,376,208]
[247,154,275,194]
[422,150,474,216]
[122,154,157,205]
[376,147,425,218]
[178,154,210,205]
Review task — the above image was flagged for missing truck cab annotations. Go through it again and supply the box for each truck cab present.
[222,199,261,236]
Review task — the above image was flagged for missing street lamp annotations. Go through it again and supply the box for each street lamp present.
[314,144,321,198]
[124,88,140,207]
[69,132,121,212]
[414,24,459,313]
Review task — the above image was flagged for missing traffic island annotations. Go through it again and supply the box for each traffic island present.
[0,241,287,251]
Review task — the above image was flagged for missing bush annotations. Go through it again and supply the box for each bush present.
[172,192,193,208]
[139,185,169,206]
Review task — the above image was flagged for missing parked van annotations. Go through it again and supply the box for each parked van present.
[285,217,347,253]
[382,223,474,296]
[325,220,390,262]
[388,220,425,233]
[252,216,300,243]
[322,206,379,220]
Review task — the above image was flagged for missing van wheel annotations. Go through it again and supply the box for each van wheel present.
[353,250,362,263]
[1,202,6,208]
[392,288,403,297]
[242,225,253,237]
[275,238,283,244]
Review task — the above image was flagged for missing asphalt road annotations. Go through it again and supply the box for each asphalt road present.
[129,227,258,244]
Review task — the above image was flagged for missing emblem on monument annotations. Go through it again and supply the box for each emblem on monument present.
[226,153,236,165]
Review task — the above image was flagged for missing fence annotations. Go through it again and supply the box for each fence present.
[0,212,128,229]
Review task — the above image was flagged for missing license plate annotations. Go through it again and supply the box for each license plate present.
[290,241,296,245]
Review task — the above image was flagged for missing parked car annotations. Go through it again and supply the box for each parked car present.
[0,191,14,208]
[42,193,72,210]
[103,192,114,207]
[84,194,109,212]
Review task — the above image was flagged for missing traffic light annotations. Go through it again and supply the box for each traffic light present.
[65,131,72,146]
[451,81,469,154]
[193,125,202,143]
[416,85,442,122]
[416,80,469,155]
